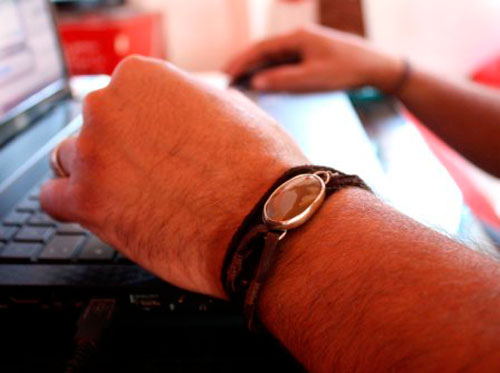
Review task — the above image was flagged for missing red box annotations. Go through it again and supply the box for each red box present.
[57,8,165,75]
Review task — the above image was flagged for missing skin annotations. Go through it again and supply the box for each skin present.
[40,31,500,371]
[225,25,500,177]
[261,188,500,371]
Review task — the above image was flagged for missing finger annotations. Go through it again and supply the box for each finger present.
[39,178,77,222]
[224,32,302,78]
[251,65,315,92]
[55,137,78,177]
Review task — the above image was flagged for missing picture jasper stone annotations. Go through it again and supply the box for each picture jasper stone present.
[265,175,323,223]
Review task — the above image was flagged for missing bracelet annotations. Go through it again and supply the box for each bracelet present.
[221,165,372,331]
[387,59,411,96]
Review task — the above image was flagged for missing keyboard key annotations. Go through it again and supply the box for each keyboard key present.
[28,186,40,200]
[57,223,86,234]
[14,226,55,242]
[3,211,32,225]
[16,198,40,212]
[28,193,39,201]
[29,212,57,226]
[0,242,42,260]
[0,225,19,241]
[39,235,86,261]
[78,236,115,261]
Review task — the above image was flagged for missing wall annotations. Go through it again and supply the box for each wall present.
[363,0,500,77]
[131,0,500,75]
[129,0,317,71]
[129,0,250,71]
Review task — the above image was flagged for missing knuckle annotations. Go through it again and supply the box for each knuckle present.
[109,55,147,88]
[112,55,167,80]
[110,55,176,93]
[82,88,106,117]
[162,60,178,75]
[114,54,147,74]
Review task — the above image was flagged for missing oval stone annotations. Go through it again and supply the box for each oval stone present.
[265,175,323,223]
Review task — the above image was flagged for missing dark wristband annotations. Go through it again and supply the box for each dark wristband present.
[386,60,411,96]
[221,165,372,330]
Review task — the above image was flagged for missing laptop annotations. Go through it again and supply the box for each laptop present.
[0,0,383,308]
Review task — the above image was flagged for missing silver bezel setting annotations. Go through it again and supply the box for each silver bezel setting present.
[262,173,326,230]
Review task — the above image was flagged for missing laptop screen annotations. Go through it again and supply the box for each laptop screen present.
[0,0,66,130]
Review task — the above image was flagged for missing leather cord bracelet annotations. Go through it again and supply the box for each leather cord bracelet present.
[386,59,411,96]
[221,165,372,331]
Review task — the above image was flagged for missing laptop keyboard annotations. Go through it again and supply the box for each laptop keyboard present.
[0,177,127,264]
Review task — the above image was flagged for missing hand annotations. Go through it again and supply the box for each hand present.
[225,25,403,92]
[40,56,308,298]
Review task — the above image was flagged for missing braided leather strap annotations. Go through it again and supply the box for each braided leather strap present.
[221,165,372,330]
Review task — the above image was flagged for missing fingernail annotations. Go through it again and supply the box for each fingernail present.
[253,76,267,90]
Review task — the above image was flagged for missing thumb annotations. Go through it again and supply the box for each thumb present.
[39,178,77,222]
[251,65,313,92]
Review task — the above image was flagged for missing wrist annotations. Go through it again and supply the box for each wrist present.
[256,187,374,369]
[221,164,371,330]
[368,54,406,94]
[257,187,365,311]
[206,160,305,299]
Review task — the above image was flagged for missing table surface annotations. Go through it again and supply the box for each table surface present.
[351,93,498,258]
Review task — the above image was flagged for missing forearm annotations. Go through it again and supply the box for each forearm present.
[258,188,500,372]
[375,62,500,177]
[226,26,500,176]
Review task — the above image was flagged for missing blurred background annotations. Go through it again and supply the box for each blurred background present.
[53,0,500,78]
[49,0,500,236]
